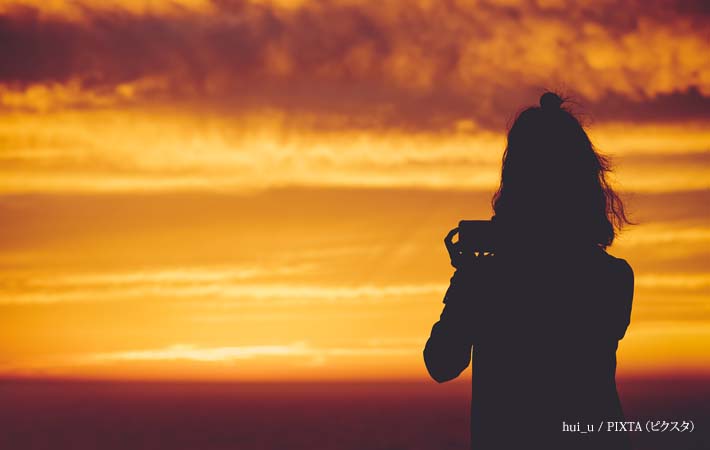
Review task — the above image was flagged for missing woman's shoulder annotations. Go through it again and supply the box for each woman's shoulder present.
[599,250,633,272]
[597,250,634,287]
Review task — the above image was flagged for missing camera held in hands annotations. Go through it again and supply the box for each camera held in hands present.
[458,220,498,255]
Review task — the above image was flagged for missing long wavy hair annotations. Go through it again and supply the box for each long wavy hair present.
[491,92,631,249]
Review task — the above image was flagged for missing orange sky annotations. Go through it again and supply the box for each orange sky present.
[0,0,709,381]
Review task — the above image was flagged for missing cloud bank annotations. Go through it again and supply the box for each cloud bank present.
[1,0,708,129]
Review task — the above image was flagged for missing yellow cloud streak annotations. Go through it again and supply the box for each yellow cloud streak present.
[83,342,414,363]
[4,322,708,380]
[1,109,708,193]
[0,279,448,305]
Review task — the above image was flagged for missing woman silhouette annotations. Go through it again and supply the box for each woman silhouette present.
[423,92,634,450]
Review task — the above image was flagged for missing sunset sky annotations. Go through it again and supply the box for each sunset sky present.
[0,0,708,381]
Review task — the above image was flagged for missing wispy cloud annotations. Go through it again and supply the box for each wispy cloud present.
[81,341,415,365]
[0,265,447,305]
[636,273,710,290]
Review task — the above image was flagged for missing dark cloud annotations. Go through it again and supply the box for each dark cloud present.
[586,88,710,124]
[0,0,708,130]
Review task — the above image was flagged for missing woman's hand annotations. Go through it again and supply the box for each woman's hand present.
[444,227,483,269]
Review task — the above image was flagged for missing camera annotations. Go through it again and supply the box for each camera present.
[458,220,498,254]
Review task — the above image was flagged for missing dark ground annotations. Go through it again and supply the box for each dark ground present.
[0,376,707,450]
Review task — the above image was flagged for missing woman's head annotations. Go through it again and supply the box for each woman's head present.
[491,92,630,249]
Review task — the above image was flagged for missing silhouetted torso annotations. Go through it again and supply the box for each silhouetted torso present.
[424,242,634,450]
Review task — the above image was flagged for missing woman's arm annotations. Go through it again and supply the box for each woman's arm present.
[423,268,476,383]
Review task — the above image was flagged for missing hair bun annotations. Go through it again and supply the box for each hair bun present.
[540,92,563,110]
